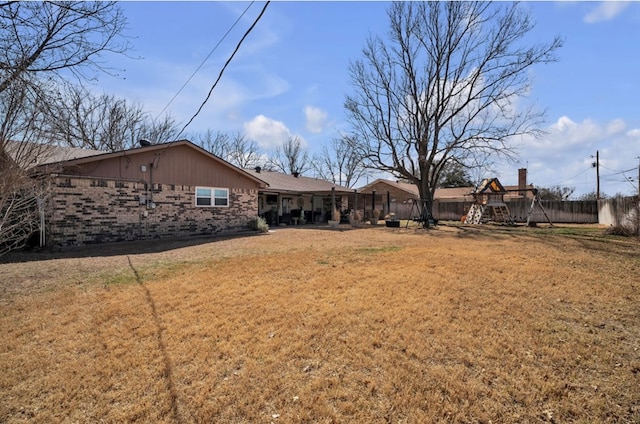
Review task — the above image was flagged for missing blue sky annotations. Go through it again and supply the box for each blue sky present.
[96,1,640,197]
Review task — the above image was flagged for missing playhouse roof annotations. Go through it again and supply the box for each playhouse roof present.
[475,178,506,194]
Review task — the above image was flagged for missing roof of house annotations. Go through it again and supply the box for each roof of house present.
[34,139,267,187]
[3,140,103,169]
[358,179,475,200]
[244,169,353,195]
[358,178,532,200]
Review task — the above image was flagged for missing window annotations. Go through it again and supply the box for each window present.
[195,187,229,207]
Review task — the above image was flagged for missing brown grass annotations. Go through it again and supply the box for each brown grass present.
[1,224,639,423]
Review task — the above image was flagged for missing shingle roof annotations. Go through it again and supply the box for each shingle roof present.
[358,179,475,200]
[36,139,267,187]
[357,178,532,200]
[244,169,352,194]
[4,140,103,169]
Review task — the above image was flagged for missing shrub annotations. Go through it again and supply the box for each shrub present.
[248,216,269,233]
[605,224,635,237]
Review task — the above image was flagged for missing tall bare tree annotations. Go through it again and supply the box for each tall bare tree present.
[313,134,368,188]
[345,1,562,226]
[0,1,129,94]
[268,136,310,175]
[195,131,263,169]
[227,132,263,169]
[47,83,181,151]
[195,130,231,157]
[1,1,129,253]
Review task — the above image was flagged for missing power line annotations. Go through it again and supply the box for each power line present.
[546,166,592,186]
[599,165,637,177]
[177,1,270,138]
[156,2,255,120]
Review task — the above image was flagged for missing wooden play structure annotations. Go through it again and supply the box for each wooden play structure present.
[464,178,512,224]
[464,177,553,226]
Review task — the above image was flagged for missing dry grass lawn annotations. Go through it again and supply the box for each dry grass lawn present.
[1,223,639,423]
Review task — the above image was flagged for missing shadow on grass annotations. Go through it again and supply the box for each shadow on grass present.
[445,223,526,240]
[0,231,265,264]
[127,256,181,423]
[559,232,640,261]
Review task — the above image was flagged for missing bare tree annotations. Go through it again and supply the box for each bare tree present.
[0,147,48,255]
[142,114,182,146]
[0,78,54,255]
[47,83,181,151]
[537,186,575,201]
[313,134,369,188]
[268,136,310,175]
[194,130,263,169]
[345,1,562,226]
[0,1,129,94]
[227,132,263,169]
[195,130,231,157]
[0,1,129,253]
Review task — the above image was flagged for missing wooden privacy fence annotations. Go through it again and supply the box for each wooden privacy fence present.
[355,194,639,225]
[598,196,640,227]
[432,199,599,223]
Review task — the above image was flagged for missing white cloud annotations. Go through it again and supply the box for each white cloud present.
[546,116,602,145]
[606,118,626,134]
[243,115,293,150]
[498,116,639,197]
[305,106,328,134]
[584,1,629,24]
[626,128,640,138]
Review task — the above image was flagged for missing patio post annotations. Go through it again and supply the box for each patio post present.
[372,190,376,218]
[331,187,336,221]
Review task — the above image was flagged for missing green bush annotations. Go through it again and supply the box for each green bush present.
[248,216,269,233]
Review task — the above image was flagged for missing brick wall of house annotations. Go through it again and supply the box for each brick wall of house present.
[47,176,258,247]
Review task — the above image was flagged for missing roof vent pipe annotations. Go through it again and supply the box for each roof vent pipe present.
[255,166,261,173]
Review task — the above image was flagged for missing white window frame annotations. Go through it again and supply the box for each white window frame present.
[195,186,229,207]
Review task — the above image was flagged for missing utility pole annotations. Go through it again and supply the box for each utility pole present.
[596,150,600,201]
[592,151,600,201]
[637,157,640,236]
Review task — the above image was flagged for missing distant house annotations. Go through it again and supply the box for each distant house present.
[356,168,532,220]
[356,179,475,219]
[244,168,353,225]
[30,140,266,247]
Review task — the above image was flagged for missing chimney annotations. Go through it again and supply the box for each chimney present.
[254,166,261,173]
[518,168,527,194]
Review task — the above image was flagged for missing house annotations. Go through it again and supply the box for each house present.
[243,168,353,225]
[30,140,267,247]
[356,169,533,220]
[356,179,476,220]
